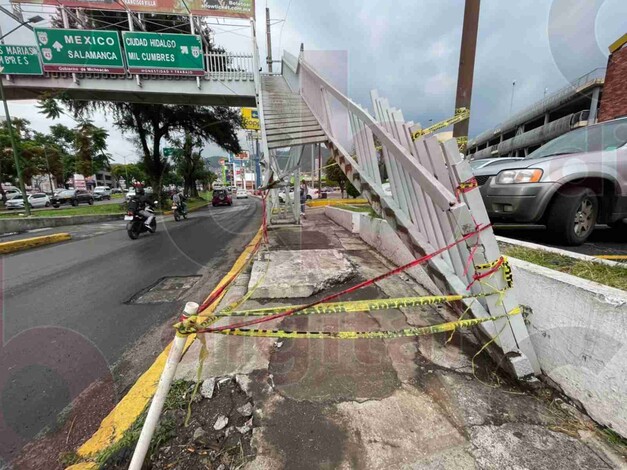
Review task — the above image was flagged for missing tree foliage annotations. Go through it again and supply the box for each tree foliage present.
[0,119,110,199]
[325,156,350,198]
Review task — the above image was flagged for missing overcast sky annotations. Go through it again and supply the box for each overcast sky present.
[1,0,625,163]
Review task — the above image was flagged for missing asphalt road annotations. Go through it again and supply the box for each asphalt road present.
[0,198,262,465]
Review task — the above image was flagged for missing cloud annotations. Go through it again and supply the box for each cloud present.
[1,0,625,152]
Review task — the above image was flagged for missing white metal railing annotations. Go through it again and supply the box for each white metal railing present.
[206,52,254,81]
[291,51,540,378]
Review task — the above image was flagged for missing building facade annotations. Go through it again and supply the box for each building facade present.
[467,68,605,160]
[598,33,627,122]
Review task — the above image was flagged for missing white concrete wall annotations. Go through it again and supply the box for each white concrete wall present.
[509,258,627,437]
[325,206,627,438]
[324,207,440,294]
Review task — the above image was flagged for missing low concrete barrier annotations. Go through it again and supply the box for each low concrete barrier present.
[0,233,72,254]
[510,258,627,437]
[325,206,627,437]
[0,213,124,234]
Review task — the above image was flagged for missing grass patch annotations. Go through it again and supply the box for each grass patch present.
[335,204,371,213]
[600,428,627,450]
[501,245,627,291]
[93,380,190,468]
[0,203,126,219]
[335,204,381,219]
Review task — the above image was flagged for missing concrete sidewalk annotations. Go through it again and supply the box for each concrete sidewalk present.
[173,208,625,469]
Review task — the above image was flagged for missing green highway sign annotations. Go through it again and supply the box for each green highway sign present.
[122,32,204,76]
[34,28,125,74]
[0,45,42,75]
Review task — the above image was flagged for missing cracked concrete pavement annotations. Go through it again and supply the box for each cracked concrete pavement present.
[175,209,626,469]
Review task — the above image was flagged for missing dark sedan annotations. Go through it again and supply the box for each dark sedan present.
[51,189,94,208]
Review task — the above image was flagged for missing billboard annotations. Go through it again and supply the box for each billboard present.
[10,0,254,18]
[241,107,260,130]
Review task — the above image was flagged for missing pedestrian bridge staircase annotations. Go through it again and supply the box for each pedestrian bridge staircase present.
[254,46,540,381]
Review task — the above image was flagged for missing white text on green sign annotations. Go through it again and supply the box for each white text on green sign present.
[0,45,42,75]
[122,32,204,76]
[34,28,125,74]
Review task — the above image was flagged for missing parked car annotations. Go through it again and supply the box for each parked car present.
[212,189,232,207]
[51,189,94,208]
[469,157,524,171]
[278,187,316,203]
[6,192,51,210]
[111,188,123,194]
[5,192,23,201]
[5,188,21,199]
[125,188,136,201]
[236,189,249,199]
[93,186,112,200]
[473,116,627,245]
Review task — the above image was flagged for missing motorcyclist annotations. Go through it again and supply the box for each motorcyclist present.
[132,185,156,232]
[172,189,187,214]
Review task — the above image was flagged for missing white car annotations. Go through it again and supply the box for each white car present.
[93,186,112,200]
[278,187,317,203]
[236,189,248,199]
[6,192,51,210]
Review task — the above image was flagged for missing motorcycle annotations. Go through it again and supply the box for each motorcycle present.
[172,202,187,221]
[125,202,157,240]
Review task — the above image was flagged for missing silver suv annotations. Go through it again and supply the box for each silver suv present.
[473,116,627,245]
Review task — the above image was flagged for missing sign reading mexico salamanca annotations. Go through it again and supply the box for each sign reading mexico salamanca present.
[11,0,254,18]
[34,28,125,74]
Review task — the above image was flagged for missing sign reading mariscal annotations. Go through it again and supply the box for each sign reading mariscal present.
[0,45,42,75]
[34,28,125,74]
[122,32,204,76]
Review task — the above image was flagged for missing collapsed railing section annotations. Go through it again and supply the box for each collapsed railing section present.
[295,51,540,378]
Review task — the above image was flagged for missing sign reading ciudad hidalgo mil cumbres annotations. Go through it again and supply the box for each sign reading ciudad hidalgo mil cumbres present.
[10,0,254,17]
[122,32,205,76]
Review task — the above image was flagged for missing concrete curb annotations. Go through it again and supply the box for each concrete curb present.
[0,213,124,235]
[0,233,72,254]
[307,198,368,208]
[496,235,626,269]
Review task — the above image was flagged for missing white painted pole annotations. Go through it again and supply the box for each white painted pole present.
[128,301,199,470]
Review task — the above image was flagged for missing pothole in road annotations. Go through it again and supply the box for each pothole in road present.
[127,275,201,304]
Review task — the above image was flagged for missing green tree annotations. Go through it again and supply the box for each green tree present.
[325,156,351,198]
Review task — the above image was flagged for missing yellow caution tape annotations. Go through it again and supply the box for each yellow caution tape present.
[212,307,521,339]
[213,291,503,318]
[474,257,513,288]
[412,107,470,141]
[456,135,469,152]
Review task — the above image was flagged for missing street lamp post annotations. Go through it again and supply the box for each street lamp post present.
[0,75,30,215]
[509,80,517,117]
[0,15,44,215]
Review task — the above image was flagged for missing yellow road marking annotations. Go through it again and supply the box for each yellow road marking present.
[307,198,369,208]
[0,233,72,254]
[594,255,627,261]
